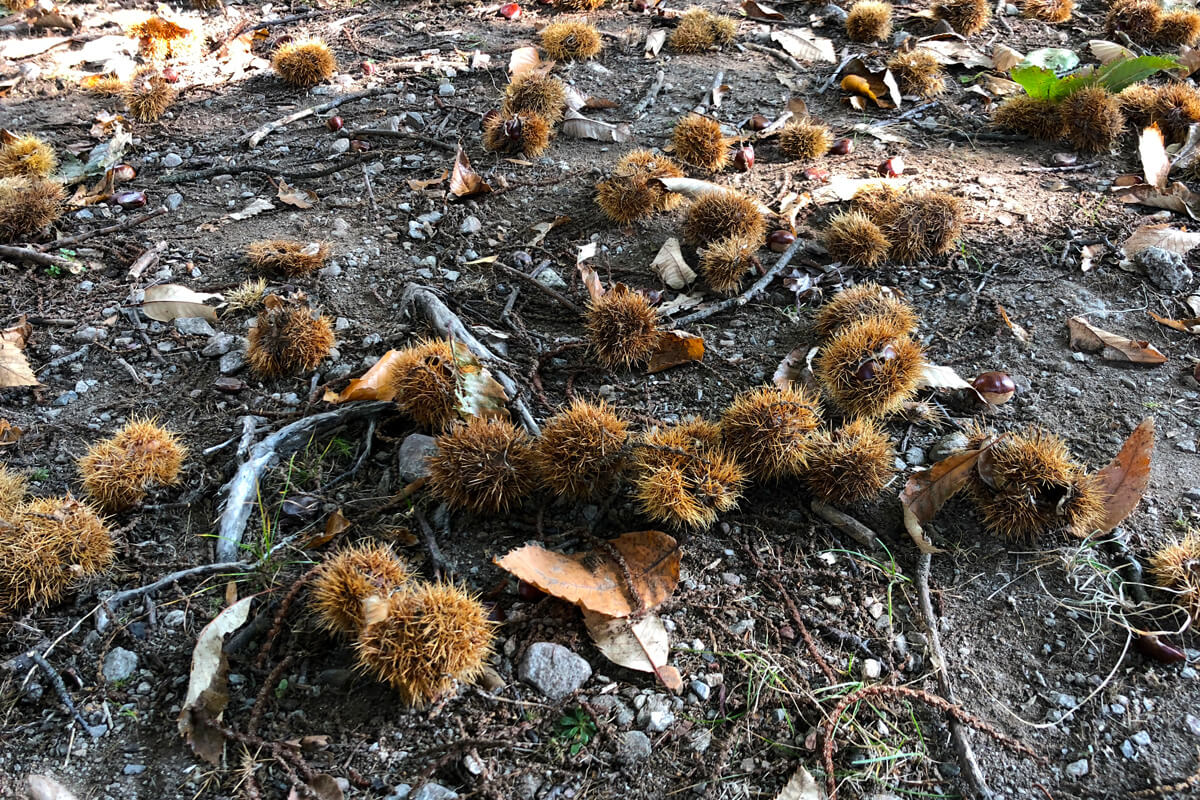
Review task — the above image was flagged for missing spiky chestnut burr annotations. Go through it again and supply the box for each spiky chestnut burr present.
[0,464,27,515]
[846,1,893,42]
[533,399,630,500]
[1059,87,1125,154]
[128,16,203,62]
[720,385,822,479]
[1021,0,1072,23]
[123,66,176,122]
[813,283,918,341]
[427,418,539,514]
[700,235,759,295]
[633,422,744,530]
[932,0,991,34]
[882,191,964,263]
[482,112,552,158]
[669,8,738,53]
[541,21,603,61]
[682,190,766,247]
[502,73,568,125]
[672,114,730,171]
[993,96,1065,141]
[779,121,833,162]
[1148,533,1200,622]
[387,338,460,430]
[272,39,337,88]
[0,176,64,242]
[246,300,335,377]
[246,239,330,276]
[595,149,685,224]
[886,49,946,99]
[814,317,924,418]
[585,285,660,369]
[78,418,187,511]
[309,542,412,635]
[824,210,891,268]
[0,133,56,179]
[801,418,895,504]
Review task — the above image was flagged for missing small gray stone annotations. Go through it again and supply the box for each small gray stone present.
[330,138,351,155]
[166,192,183,211]
[438,83,456,97]
[1053,692,1078,708]
[219,349,245,375]
[720,572,741,586]
[535,269,568,290]
[73,326,107,343]
[1185,713,1200,736]
[460,215,481,235]
[636,694,675,733]
[174,317,216,337]
[590,694,634,727]
[124,764,146,775]
[202,332,236,357]
[904,446,926,466]
[163,610,186,627]
[52,391,78,407]
[103,648,138,683]
[162,153,183,168]
[515,775,542,800]
[1131,730,1151,746]
[1065,758,1089,778]
[1137,246,1194,292]
[928,431,970,462]
[689,680,711,701]
[398,434,438,482]
[410,784,458,800]
[386,785,412,800]
[616,730,652,764]
[683,727,712,754]
[861,659,882,680]
[518,642,592,700]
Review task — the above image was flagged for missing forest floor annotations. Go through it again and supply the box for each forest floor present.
[2,0,1200,799]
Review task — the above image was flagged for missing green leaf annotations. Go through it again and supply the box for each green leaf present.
[1092,54,1180,94]
[1010,65,1061,99]
[1024,47,1080,74]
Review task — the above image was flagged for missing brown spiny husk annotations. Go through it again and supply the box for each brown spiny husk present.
[272,39,337,88]
[1151,82,1200,143]
[541,21,603,61]
[1105,0,1163,41]
[824,210,891,268]
[123,66,176,122]
[801,418,896,504]
[1148,533,1200,621]
[1119,83,1159,130]
[1059,87,1125,154]
[778,121,833,161]
[700,235,759,295]
[309,543,412,635]
[225,278,268,313]
[483,112,552,157]
[387,338,460,430]
[246,301,335,377]
[967,427,1107,539]
[672,113,730,170]
[882,191,964,263]
[533,398,630,499]
[1020,0,1073,23]
[720,385,822,479]
[502,73,567,125]
[595,149,685,223]
[0,465,27,516]
[246,239,330,276]
[852,182,906,227]
[128,16,203,62]
[0,133,56,179]
[554,0,606,9]
[585,284,660,369]
[633,421,744,530]
[932,0,992,34]
[427,418,539,514]
[78,418,187,512]
[814,317,924,418]
[813,283,918,341]
[846,1,894,42]
[0,496,114,614]
[0,176,64,242]
[355,582,496,705]
[682,190,766,246]
[1155,9,1200,46]
[886,49,946,98]
[83,76,127,96]
[993,96,1065,141]
[669,7,738,53]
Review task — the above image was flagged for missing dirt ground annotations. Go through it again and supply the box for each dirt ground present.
[2,0,1200,798]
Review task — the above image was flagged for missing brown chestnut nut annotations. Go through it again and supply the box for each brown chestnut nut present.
[733,144,754,172]
[745,113,770,131]
[768,230,796,252]
[349,139,371,152]
[854,359,880,383]
[161,67,179,84]
[972,371,1016,405]
[327,115,344,132]
[361,61,377,76]
[831,138,854,155]
[112,164,136,183]
[878,156,904,177]
[114,190,147,209]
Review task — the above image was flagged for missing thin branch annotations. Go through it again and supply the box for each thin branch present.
[672,238,801,326]
[26,651,102,736]
[631,69,666,118]
[240,87,403,148]
[492,260,583,314]
[36,207,169,252]
[0,245,77,268]
[96,561,250,632]
[810,500,880,552]
[349,129,457,151]
[157,152,383,185]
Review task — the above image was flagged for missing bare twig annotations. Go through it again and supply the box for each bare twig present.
[631,69,666,118]
[26,651,102,736]
[673,238,801,326]
[240,87,402,148]
[36,207,169,252]
[1021,161,1102,174]
[349,129,457,151]
[96,561,250,632]
[0,245,77,268]
[157,152,383,185]
[413,505,453,578]
[743,41,806,74]
[820,52,856,93]
[810,500,880,552]
[493,261,583,315]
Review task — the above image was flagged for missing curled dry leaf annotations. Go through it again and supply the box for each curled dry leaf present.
[645,29,666,58]
[658,291,704,316]
[774,766,822,800]
[770,29,836,64]
[142,284,222,323]
[1090,39,1135,65]
[1148,311,1200,334]
[773,345,809,390]
[840,59,901,109]
[304,508,351,549]
[277,179,317,209]
[576,242,604,301]
[582,609,679,691]
[915,362,972,391]
[450,146,492,198]
[0,317,38,389]
[655,177,776,216]
[1141,127,1170,191]
[996,305,1030,342]
[992,43,1025,72]
[527,216,570,247]
[1121,224,1200,258]
[494,530,681,617]
[646,329,704,374]
[560,110,633,143]
[27,776,80,800]
[228,198,274,221]
[1079,243,1105,272]
[651,238,696,290]
[917,38,992,69]
[0,418,21,445]
[304,774,344,800]
[1094,418,1154,534]
[452,339,510,421]
[509,46,541,77]
[178,596,255,764]
[323,349,405,403]
[408,172,448,191]
[900,447,995,553]
[742,0,785,21]
[1067,316,1167,364]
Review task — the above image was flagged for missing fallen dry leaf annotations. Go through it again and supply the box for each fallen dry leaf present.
[509,46,541,77]
[178,596,255,764]
[408,171,448,191]
[840,59,901,109]
[304,774,344,800]
[0,419,20,445]
[1079,243,1106,272]
[996,304,1030,342]
[772,346,807,390]
[27,776,79,800]
[1122,223,1200,258]
[577,242,604,301]
[142,284,222,323]
[774,766,822,800]
[900,447,993,553]
[527,216,569,247]
[1094,418,1154,534]
[657,291,704,316]
[741,0,785,20]
[583,609,680,691]
[655,177,775,216]
[450,146,492,198]
[1141,126,1170,191]
[1067,316,1167,364]
[228,197,274,220]
[277,178,316,209]
[645,29,666,58]
[651,238,695,290]
[915,362,972,391]
[992,43,1025,71]
[1090,39,1135,64]
[917,38,992,68]
[770,28,835,63]
[1148,311,1200,334]
[494,530,681,617]
[453,339,510,421]
[323,349,404,403]
[647,329,704,374]
[304,508,351,549]
[1114,175,1200,219]
[560,110,633,143]
[0,317,39,389]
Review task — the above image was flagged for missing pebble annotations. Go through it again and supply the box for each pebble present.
[1131,730,1151,746]
[683,727,712,754]
[397,434,438,481]
[123,764,146,775]
[162,153,183,168]
[219,349,245,375]
[410,784,458,800]
[1065,758,1089,778]
[861,659,882,680]
[720,572,741,586]
[73,326,107,343]
[1185,713,1200,736]
[203,332,236,357]
[330,138,351,155]
[615,730,652,764]
[163,610,186,627]
[637,694,675,733]
[460,215,481,234]
[52,391,78,407]
[1121,739,1136,758]
[1136,246,1194,292]
[174,317,216,337]
[518,642,592,700]
[928,431,969,462]
[438,83,455,97]
[689,680,710,701]
[590,694,635,727]
[103,648,139,683]
[166,192,183,211]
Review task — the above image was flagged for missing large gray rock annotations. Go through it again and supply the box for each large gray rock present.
[398,434,438,482]
[518,642,591,700]
[103,647,138,683]
[1137,246,1194,292]
[615,730,652,764]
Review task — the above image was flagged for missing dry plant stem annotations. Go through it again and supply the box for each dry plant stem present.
[918,552,993,800]
[254,566,320,669]
[768,574,838,684]
[631,69,666,118]
[743,41,806,73]
[26,650,98,735]
[0,245,78,268]
[694,70,724,113]
[810,500,881,552]
[674,238,802,327]
[158,152,382,185]
[38,207,169,252]
[249,654,295,734]
[348,129,456,151]
[492,260,583,314]
[401,283,540,435]
[413,505,453,577]
[213,401,393,563]
[96,560,250,632]
[241,87,403,148]
[1021,161,1101,174]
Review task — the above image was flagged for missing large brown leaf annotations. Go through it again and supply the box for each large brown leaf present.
[0,317,38,388]
[323,349,404,403]
[1067,316,1167,364]
[178,596,254,764]
[1094,418,1154,533]
[494,531,680,617]
[450,146,491,198]
[899,448,988,553]
[646,330,704,374]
